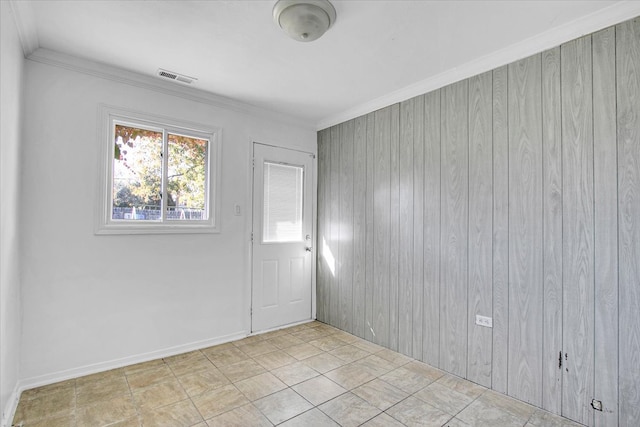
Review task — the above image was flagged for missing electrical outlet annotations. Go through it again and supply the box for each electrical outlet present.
[234,204,241,216]
[476,315,493,328]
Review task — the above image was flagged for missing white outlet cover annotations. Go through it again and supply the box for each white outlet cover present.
[476,315,493,328]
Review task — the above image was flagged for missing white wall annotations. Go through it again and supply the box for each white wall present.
[0,1,25,423]
[19,54,316,384]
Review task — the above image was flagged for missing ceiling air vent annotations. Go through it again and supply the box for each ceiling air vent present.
[157,69,196,85]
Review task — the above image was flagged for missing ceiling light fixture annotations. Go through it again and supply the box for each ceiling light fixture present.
[273,0,336,42]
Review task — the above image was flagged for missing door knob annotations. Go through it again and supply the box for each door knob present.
[305,247,313,252]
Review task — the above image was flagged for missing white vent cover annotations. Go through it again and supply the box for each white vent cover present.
[157,69,196,85]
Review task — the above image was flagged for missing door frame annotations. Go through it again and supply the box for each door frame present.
[248,141,317,334]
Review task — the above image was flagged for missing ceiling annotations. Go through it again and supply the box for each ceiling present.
[11,0,639,128]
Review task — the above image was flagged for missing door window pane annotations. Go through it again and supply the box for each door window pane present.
[263,162,304,242]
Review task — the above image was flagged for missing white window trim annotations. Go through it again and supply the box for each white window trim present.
[95,104,221,235]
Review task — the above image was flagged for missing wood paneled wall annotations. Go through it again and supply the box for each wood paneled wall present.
[316,17,640,427]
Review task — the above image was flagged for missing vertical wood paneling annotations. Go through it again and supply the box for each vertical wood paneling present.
[365,112,376,342]
[352,116,368,339]
[617,17,640,427]
[398,98,415,357]
[339,120,355,334]
[467,71,493,387]
[592,26,618,426]
[317,129,330,323]
[373,107,391,347]
[422,89,441,366]
[389,104,400,352]
[440,80,469,377]
[508,54,543,407]
[561,36,595,425]
[413,95,425,359]
[492,65,509,394]
[541,46,563,415]
[330,125,341,327]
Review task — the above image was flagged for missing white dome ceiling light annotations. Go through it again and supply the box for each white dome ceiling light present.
[273,0,337,42]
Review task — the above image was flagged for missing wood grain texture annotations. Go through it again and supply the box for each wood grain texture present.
[541,46,563,415]
[365,112,376,342]
[412,95,425,360]
[592,26,618,427]
[422,89,441,366]
[561,36,595,426]
[617,17,640,427]
[389,103,400,352]
[352,116,368,339]
[330,125,341,327]
[439,80,469,378]
[373,107,391,347]
[492,65,509,394]
[339,120,355,334]
[316,129,330,323]
[398,98,415,357]
[508,53,543,407]
[467,71,493,388]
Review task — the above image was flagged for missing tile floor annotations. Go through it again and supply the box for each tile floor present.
[12,321,583,427]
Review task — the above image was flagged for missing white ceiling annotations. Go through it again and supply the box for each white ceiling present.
[11,0,640,128]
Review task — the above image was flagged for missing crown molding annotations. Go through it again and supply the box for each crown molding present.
[26,48,316,130]
[316,1,640,130]
[8,0,39,56]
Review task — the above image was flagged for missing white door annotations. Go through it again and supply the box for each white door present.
[252,143,314,332]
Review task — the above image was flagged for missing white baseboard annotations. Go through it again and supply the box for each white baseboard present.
[1,383,20,427]
[17,331,247,393]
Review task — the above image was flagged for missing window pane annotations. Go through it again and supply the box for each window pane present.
[263,162,303,242]
[112,124,162,221]
[167,134,208,221]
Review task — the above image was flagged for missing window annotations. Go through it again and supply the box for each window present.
[96,106,220,234]
[262,162,304,242]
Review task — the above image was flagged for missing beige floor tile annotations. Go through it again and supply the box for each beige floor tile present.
[162,350,202,365]
[253,388,313,425]
[202,346,249,367]
[271,362,320,386]
[352,354,395,377]
[76,368,124,387]
[191,384,249,419]
[329,330,362,344]
[527,408,584,426]
[307,335,349,351]
[178,367,230,397]
[266,334,305,349]
[386,396,453,427]
[253,350,297,370]
[123,359,165,376]
[20,379,76,401]
[350,339,385,354]
[107,417,143,427]
[139,399,203,427]
[17,414,76,427]
[375,348,413,366]
[219,359,266,383]
[238,340,279,357]
[361,412,407,427]
[234,372,288,401]
[301,352,347,373]
[132,379,188,411]
[279,408,340,426]
[291,375,347,406]
[284,343,324,360]
[457,399,526,427]
[233,334,267,347]
[403,360,445,381]
[285,323,313,333]
[444,418,473,427]
[477,389,536,421]
[164,352,214,377]
[126,364,175,391]
[352,378,409,410]
[414,381,475,416]
[318,392,381,427]
[76,395,137,427]
[206,403,272,427]
[291,328,328,342]
[380,365,437,394]
[13,387,75,423]
[324,363,377,390]
[258,328,290,340]
[76,376,131,407]
[436,373,487,399]
[329,344,371,362]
